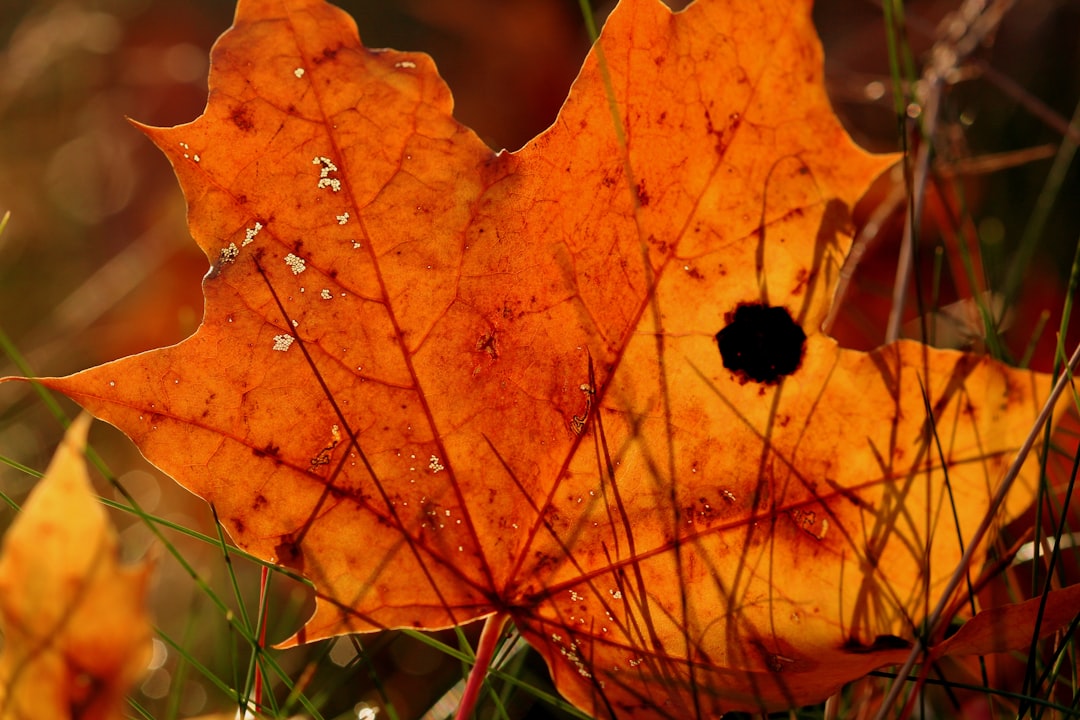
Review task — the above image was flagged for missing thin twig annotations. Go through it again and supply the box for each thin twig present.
[978,61,1080,146]
[885,0,1016,342]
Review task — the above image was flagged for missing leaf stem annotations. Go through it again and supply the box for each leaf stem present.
[456,613,510,720]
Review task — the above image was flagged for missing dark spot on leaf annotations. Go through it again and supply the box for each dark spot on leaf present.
[636,180,650,206]
[275,534,304,571]
[253,494,267,511]
[842,635,912,654]
[792,267,812,295]
[476,331,498,359]
[716,303,806,384]
[230,105,254,132]
[685,496,718,527]
[253,443,280,459]
[232,518,245,534]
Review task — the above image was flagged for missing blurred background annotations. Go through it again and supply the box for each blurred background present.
[0,0,1078,718]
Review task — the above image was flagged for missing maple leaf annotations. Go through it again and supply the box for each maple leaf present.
[5,0,1069,715]
[0,415,153,719]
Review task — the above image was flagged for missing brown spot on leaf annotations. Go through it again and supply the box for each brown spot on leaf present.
[636,180,650,207]
[275,534,304,571]
[230,105,254,132]
[253,443,281,459]
[476,331,498,359]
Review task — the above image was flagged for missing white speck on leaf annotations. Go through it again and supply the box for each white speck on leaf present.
[294,67,305,78]
[272,334,294,352]
[242,222,262,246]
[313,156,340,192]
[428,455,444,473]
[337,212,349,225]
[395,60,416,69]
[320,289,332,300]
[219,242,239,264]
[284,253,306,275]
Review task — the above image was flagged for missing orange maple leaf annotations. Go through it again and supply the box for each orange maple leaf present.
[0,415,153,719]
[7,0,1069,715]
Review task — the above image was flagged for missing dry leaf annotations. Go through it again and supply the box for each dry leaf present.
[931,582,1080,659]
[0,415,153,720]
[6,0,1064,715]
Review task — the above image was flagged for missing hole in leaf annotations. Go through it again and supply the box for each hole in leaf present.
[716,303,806,384]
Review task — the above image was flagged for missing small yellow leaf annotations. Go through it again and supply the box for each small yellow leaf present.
[0,415,154,720]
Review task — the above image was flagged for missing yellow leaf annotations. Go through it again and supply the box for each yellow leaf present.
[0,415,153,720]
